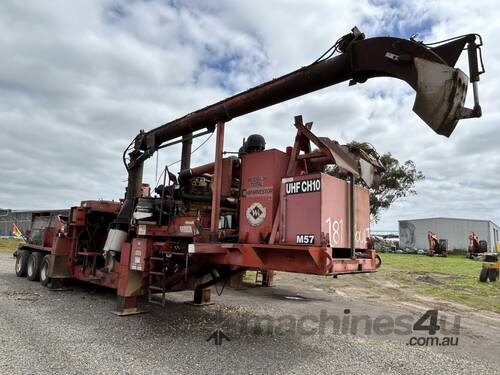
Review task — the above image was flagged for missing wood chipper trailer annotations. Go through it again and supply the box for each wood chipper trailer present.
[13,27,484,314]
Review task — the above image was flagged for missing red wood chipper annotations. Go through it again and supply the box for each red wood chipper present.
[13,27,484,314]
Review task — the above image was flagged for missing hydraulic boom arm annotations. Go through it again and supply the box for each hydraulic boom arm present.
[118,27,484,224]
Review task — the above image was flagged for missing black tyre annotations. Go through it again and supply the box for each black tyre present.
[40,255,51,287]
[488,269,498,282]
[15,250,29,277]
[479,268,489,282]
[484,254,498,262]
[375,254,382,269]
[27,252,43,281]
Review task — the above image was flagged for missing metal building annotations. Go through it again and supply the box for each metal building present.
[0,209,68,237]
[399,217,500,251]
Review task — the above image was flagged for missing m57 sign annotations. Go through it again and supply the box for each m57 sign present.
[296,234,315,244]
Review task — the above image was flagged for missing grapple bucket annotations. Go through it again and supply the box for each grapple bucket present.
[413,58,470,137]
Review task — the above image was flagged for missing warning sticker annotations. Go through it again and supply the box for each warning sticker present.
[137,225,146,236]
[179,225,193,234]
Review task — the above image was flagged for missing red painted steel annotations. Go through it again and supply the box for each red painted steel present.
[210,122,225,234]
[189,243,377,275]
[239,149,288,243]
[280,173,370,249]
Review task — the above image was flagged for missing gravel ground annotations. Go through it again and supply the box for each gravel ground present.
[1,252,499,375]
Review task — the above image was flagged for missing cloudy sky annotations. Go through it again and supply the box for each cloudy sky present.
[0,0,498,231]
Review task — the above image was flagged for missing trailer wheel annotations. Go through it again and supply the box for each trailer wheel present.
[479,268,489,282]
[27,252,43,281]
[375,254,382,268]
[15,250,29,277]
[488,269,498,282]
[39,255,51,287]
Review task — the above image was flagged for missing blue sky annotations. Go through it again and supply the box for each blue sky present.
[0,0,498,232]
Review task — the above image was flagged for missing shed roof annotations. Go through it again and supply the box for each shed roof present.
[399,217,499,228]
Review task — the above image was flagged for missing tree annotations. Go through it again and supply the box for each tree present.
[326,143,424,222]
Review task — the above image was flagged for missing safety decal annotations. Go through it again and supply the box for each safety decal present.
[246,202,266,227]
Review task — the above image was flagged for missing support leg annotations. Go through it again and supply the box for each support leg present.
[112,296,146,316]
[256,270,275,287]
[229,272,245,289]
[191,288,213,306]
[48,278,65,290]
[261,271,274,287]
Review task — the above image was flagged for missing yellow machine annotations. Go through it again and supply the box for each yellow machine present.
[479,253,499,282]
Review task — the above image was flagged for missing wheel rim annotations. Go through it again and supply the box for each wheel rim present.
[15,257,21,273]
[40,263,47,281]
[27,257,33,276]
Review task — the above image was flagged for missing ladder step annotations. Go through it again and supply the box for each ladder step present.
[148,253,167,307]
[77,252,102,257]
[149,285,165,291]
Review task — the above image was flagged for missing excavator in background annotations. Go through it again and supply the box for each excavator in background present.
[427,231,448,257]
[467,231,488,259]
[12,27,484,314]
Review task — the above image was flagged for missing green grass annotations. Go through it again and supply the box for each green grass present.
[243,271,257,282]
[379,253,500,312]
[0,238,23,253]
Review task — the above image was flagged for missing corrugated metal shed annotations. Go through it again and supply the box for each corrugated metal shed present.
[0,209,68,236]
[399,217,500,251]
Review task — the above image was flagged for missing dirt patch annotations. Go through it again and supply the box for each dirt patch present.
[415,274,440,284]
[411,272,462,284]
[2,290,41,301]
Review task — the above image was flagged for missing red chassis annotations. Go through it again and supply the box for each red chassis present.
[17,117,379,314]
[16,28,484,313]
[14,28,484,313]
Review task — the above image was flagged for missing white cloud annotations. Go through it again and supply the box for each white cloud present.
[0,0,498,232]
